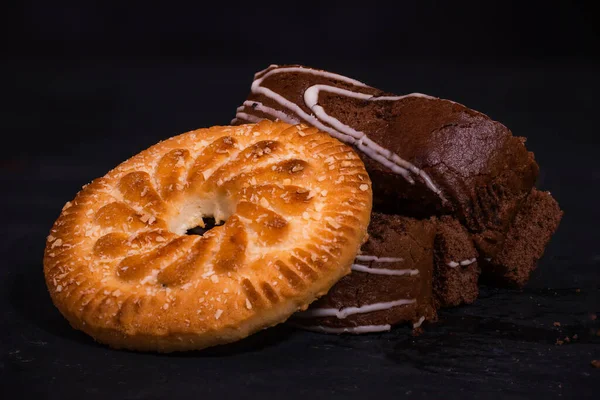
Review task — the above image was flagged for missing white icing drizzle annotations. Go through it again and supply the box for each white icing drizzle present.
[241,100,300,125]
[446,258,477,268]
[304,85,440,193]
[233,112,262,123]
[295,298,416,319]
[351,255,416,275]
[256,66,370,88]
[235,65,444,198]
[354,255,403,262]
[254,64,280,79]
[412,316,426,329]
[298,324,391,334]
[351,264,419,276]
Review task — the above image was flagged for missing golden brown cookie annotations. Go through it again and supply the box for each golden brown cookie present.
[44,120,372,352]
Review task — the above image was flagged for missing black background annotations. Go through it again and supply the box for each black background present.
[2,1,599,399]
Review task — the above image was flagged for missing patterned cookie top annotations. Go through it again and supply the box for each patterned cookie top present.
[44,120,372,352]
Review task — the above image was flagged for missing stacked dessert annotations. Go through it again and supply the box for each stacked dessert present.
[42,65,563,353]
[233,64,563,333]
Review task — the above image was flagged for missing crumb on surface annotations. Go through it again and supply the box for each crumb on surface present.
[411,327,424,337]
[553,321,561,327]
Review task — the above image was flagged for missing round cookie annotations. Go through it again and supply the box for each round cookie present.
[43,120,372,352]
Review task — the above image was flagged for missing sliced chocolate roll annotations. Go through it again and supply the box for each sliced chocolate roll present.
[232,64,562,287]
[291,213,436,333]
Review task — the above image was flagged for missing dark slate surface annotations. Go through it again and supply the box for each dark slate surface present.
[1,59,598,400]
[1,3,599,396]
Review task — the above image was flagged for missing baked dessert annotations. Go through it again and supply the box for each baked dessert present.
[291,213,436,333]
[290,213,480,334]
[479,188,563,287]
[43,120,372,352]
[432,216,480,308]
[232,64,563,288]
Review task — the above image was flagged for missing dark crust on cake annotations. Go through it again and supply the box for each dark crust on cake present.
[292,213,436,330]
[433,216,480,307]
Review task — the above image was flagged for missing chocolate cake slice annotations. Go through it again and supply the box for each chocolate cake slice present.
[291,213,436,333]
[478,189,563,287]
[432,216,480,308]
[232,64,563,287]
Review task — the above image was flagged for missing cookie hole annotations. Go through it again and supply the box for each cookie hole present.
[185,217,222,236]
